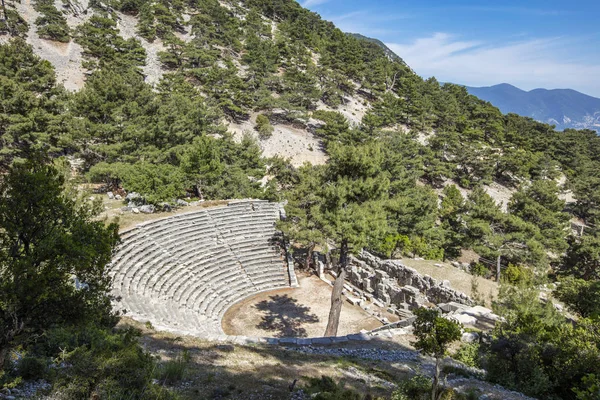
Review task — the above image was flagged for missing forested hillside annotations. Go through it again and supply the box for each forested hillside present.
[1,0,600,398]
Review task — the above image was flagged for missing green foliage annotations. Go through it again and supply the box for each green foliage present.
[392,375,432,400]
[0,157,170,398]
[452,343,481,368]
[0,8,29,36]
[470,263,489,277]
[508,179,570,253]
[573,374,600,400]
[413,308,462,359]
[304,375,362,400]
[88,161,188,204]
[75,15,146,70]
[155,350,191,385]
[487,283,600,399]
[554,276,600,318]
[255,114,274,139]
[503,263,532,285]
[0,158,120,351]
[0,39,71,169]
[5,1,600,398]
[34,0,70,42]
[137,0,184,41]
[559,234,600,280]
[16,356,48,380]
[45,325,174,399]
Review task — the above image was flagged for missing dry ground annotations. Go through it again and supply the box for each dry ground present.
[400,259,499,307]
[94,195,229,231]
[122,317,414,400]
[222,273,383,338]
[119,317,532,400]
[227,113,327,167]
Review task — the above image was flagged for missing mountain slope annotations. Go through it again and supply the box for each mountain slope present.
[348,33,407,67]
[466,83,600,132]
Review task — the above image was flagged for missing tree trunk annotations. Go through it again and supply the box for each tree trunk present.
[324,239,348,337]
[0,346,8,372]
[496,254,502,282]
[305,243,315,271]
[432,356,440,400]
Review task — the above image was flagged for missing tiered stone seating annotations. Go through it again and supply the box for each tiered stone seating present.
[109,200,291,336]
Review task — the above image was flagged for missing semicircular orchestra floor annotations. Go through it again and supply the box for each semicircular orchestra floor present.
[222,273,384,338]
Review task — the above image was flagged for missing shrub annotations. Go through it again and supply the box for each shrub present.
[155,350,191,385]
[503,263,532,285]
[16,356,47,380]
[256,114,274,139]
[44,325,175,399]
[470,262,488,277]
[303,375,362,400]
[392,375,431,400]
[452,343,481,368]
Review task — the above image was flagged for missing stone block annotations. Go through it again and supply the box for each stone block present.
[461,332,479,343]
[347,332,371,341]
[452,313,477,326]
[140,205,155,214]
[233,336,248,344]
[311,337,333,345]
[279,337,298,345]
[346,296,360,306]
[331,336,349,343]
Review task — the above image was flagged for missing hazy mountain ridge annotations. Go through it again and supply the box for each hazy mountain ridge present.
[465,83,600,132]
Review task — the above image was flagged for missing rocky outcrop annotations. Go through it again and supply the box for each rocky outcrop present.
[347,251,473,311]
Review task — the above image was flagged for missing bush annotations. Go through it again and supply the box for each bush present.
[303,375,362,400]
[256,114,274,139]
[503,263,532,285]
[155,350,191,385]
[16,356,47,380]
[470,262,488,277]
[43,325,175,400]
[392,375,431,400]
[452,343,481,368]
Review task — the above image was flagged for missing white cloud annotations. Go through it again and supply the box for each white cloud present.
[386,33,600,97]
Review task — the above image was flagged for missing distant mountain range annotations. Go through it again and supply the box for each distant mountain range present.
[465,83,600,132]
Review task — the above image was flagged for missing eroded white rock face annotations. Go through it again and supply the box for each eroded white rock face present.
[7,0,87,91]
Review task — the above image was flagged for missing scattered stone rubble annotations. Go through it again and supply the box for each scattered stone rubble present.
[439,302,501,330]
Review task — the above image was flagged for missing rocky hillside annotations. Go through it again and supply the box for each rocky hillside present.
[466,83,600,132]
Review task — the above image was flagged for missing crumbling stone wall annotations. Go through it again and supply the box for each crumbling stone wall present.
[347,251,473,310]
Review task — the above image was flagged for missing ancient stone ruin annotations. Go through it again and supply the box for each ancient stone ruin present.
[109,201,492,344]
[346,251,474,313]
[108,200,294,338]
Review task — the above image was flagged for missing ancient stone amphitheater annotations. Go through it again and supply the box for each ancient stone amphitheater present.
[109,200,295,338]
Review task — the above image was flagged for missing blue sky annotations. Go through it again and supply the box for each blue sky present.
[301,0,600,97]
